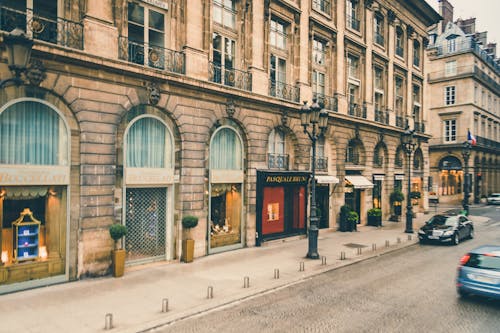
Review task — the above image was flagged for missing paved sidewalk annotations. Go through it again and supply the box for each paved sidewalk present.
[0,207,486,333]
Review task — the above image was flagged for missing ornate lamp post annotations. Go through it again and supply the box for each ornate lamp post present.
[300,99,329,259]
[401,128,416,234]
[0,28,34,88]
[461,141,472,215]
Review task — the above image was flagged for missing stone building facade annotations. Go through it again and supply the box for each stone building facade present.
[426,0,499,205]
[0,0,438,293]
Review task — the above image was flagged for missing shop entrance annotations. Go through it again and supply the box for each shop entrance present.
[316,186,329,229]
[125,187,167,264]
[345,190,361,225]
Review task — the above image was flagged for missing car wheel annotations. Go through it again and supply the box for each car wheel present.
[452,233,459,245]
[458,288,468,298]
[469,227,474,239]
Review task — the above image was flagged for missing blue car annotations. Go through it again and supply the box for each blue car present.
[456,245,500,300]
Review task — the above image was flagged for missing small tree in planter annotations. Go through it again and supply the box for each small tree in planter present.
[181,215,198,263]
[339,205,352,232]
[347,211,359,231]
[367,208,382,227]
[389,190,404,221]
[109,223,127,277]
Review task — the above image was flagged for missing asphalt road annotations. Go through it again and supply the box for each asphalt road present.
[152,206,500,333]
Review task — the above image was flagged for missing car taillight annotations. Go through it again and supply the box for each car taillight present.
[459,254,470,265]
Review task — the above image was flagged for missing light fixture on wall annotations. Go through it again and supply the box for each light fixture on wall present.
[39,246,48,260]
[1,251,8,265]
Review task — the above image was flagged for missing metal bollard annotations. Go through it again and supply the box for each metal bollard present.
[340,251,346,260]
[321,256,327,265]
[207,286,213,299]
[397,237,401,244]
[385,240,390,247]
[372,243,377,251]
[243,276,250,288]
[299,262,305,272]
[274,268,280,279]
[104,313,113,330]
[408,234,412,241]
[162,298,169,313]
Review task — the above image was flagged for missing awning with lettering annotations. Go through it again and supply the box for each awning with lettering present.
[315,175,339,184]
[345,175,374,189]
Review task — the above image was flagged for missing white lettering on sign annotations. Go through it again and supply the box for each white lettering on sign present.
[0,166,69,185]
[141,0,168,10]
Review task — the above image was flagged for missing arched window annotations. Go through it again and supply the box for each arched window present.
[374,143,385,167]
[0,100,68,165]
[346,140,363,165]
[413,149,423,170]
[210,127,242,170]
[126,116,172,168]
[396,27,404,57]
[395,146,404,167]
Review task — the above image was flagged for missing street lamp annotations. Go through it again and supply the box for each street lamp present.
[401,128,416,234]
[461,141,472,215]
[0,27,34,88]
[300,99,329,259]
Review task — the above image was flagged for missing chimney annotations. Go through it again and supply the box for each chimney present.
[439,0,454,33]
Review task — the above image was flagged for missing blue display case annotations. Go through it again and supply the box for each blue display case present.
[13,209,41,262]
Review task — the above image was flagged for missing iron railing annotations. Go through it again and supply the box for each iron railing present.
[0,6,83,49]
[119,37,185,74]
[269,80,300,102]
[268,153,289,170]
[373,154,384,167]
[346,152,361,165]
[312,0,331,14]
[208,62,252,91]
[375,108,389,124]
[314,93,338,112]
[395,156,404,168]
[348,103,366,118]
[395,115,406,128]
[428,65,499,92]
[414,121,425,133]
[429,135,500,151]
[346,15,360,31]
[315,156,328,171]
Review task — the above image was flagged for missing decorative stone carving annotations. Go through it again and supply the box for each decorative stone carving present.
[147,82,160,105]
[226,99,236,118]
[281,111,288,128]
[387,9,396,24]
[26,59,46,86]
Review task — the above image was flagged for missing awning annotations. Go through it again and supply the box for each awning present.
[315,175,339,184]
[345,175,374,189]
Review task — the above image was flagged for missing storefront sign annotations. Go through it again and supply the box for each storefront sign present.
[141,0,168,10]
[395,174,405,180]
[0,166,69,185]
[264,175,308,185]
[373,175,385,181]
[126,168,173,185]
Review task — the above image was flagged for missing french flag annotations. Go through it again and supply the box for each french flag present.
[467,129,477,145]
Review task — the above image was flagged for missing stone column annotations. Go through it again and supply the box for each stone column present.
[84,0,118,58]
[183,0,208,80]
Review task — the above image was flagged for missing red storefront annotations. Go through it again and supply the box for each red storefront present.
[256,171,309,245]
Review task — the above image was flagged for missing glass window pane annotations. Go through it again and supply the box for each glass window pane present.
[149,10,164,31]
[210,128,242,169]
[128,3,144,25]
[127,117,167,168]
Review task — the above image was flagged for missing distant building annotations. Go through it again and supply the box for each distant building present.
[426,0,499,204]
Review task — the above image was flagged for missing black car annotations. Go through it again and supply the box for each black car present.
[418,214,474,245]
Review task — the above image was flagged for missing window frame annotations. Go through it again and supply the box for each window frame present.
[445,86,456,105]
[443,119,457,143]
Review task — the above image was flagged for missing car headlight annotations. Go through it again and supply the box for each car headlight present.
[418,230,425,235]
[443,230,454,236]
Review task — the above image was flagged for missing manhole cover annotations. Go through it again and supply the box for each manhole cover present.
[343,243,367,248]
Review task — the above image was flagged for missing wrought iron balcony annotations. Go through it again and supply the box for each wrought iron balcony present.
[346,15,360,31]
[314,93,338,112]
[375,33,384,46]
[119,37,185,74]
[395,115,406,128]
[348,103,366,118]
[312,0,331,14]
[429,135,500,152]
[208,62,252,91]
[414,121,425,133]
[396,46,404,57]
[433,38,500,72]
[268,153,289,170]
[345,152,361,165]
[375,108,389,124]
[314,156,328,171]
[0,6,83,49]
[269,80,300,103]
[395,156,404,168]
[373,154,384,167]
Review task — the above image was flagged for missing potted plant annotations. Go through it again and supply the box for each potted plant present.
[347,211,359,232]
[339,205,352,232]
[410,191,421,206]
[367,208,382,227]
[109,223,127,277]
[181,215,198,263]
[389,190,404,221]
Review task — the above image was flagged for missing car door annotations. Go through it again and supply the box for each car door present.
[458,216,469,239]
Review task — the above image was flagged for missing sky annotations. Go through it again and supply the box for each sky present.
[425,0,500,45]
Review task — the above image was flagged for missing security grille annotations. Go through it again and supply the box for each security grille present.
[125,187,167,264]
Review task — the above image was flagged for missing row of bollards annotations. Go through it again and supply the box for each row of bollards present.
[105,235,415,329]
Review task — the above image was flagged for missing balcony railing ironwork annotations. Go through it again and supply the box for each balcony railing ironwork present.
[315,156,328,171]
[208,62,252,91]
[374,108,389,124]
[434,38,500,72]
[348,103,366,118]
[346,152,361,165]
[395,156,404,168]
[0,6,83,49]
[414,121,425,133]
[375,33,384,46]
[268,153,289,170]
[312,0,331,14]
[373,154,384,167]
[269,80,300,102]
[429,135,500,151]
[395,115,406,128]
[314,93,338,112]
[346,15,360,31]
[428,65,499,92]
[119,37,185,74]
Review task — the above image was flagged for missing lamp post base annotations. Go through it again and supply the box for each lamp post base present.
[306,227,320,259]
[405,210,414,233]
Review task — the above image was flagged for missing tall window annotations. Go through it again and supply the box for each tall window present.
[374,13,384,46]
[270,54,287,97]
[395,27,404,57]
[447,37,456,52]
[270,18,287,49]
[212,33,236,85]
[0,101,68,165]
[312,0,331,14]
[268,129,288,169]
[445,60,457,76]
[346,0,360,31]
[444,119,457,142]
[313,38,326,66]
[413,40,420,67]
[413,84,421,128]
[213,0,236,29]
[395,76,404,114]
[348,54,359,79]
[312,71,326,96]
[445,86,456,105]
[128,2,165,68]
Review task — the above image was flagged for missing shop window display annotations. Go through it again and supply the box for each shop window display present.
[210,183,241,248]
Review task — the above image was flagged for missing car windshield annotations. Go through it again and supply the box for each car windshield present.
[465,253,500,271]
[427,215,457,227]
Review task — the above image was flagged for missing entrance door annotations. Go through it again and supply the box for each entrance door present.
[125,187,167,264]
[316,186,329,229]
[345,189,361,224]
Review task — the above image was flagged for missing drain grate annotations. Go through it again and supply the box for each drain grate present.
[343,243,368,248]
